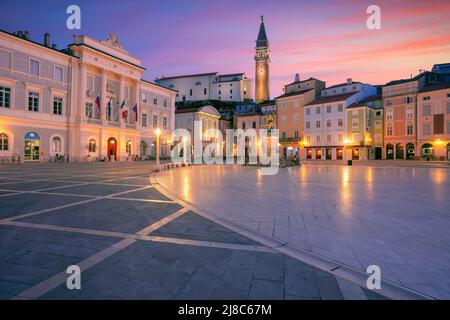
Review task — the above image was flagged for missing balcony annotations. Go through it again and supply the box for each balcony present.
[108,121,120,128]
[126,123,136,130]
[87,118,102,125]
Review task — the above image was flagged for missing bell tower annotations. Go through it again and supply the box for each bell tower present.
[255,15,270,103]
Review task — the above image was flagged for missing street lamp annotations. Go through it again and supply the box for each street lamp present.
[155,128,161,169]
[343,138,350,162]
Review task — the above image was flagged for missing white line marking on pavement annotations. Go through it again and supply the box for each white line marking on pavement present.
[10,207,190,300]
[0,186,155,223]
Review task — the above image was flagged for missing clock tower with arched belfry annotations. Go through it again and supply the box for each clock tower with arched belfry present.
[255,15,270,103]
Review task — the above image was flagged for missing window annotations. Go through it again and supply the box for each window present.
[387,125,393,136]
[52,137,62,153]
[338,118,343,127]
[163,117,168,129]
[54,66,63,82]
[0,86,11,108]
[87,76,94,91]
[327,119,331,128]
[326,105,331,113]
[282,132,286,139]
[252,121,256,129]
[316,107,320,114]
[142,114,147,127]
[306,121,311,129]
[230,89,233,94]
[293,113,299,123]
[0,133,8,151]
[306,108,310,115]
[306,136,311,143]
[163,98,168,107]
[405,96,413,104]
[407,124,413,135]
[153,115,158,128]
[352,119,359,128]
[142,93,147,102]
[375,120,381,129]
[375,134,381,143]
[376,111,382,116]
[281,115,287,124]
[294,131,299,139]
[85,103,94,118]
[88,139,96,152]
[327,135,331,142]
[53,97,63,115]
[422,105,431,116]
[447,122,450,134]
[316,135,321,142]
[204,88,207,95]
[28,92,39,112]
[338,134,342,142]
[242,122,246,130]
[423,124,431,135]
[153,97,158,105]
[342,88,347,93]
[30,59,39,76]
[126,141,132,154]
[338,104,343,112]
[189,89,192,96]
[386,99,392,106]
[422,96,431,101]
[316,120,321,128]
[406,107,414,119]
[447,103,450,114]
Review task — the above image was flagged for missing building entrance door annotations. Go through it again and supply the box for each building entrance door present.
[24,132,40,161]
[107,137,117,161]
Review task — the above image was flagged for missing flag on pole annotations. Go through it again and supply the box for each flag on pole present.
[95,95,101,111]
[119,99,125,109]
[121,109,128,120]
[133,103,138,121]
[107,98,112,112]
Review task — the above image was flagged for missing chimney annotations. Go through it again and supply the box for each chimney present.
[295,73,300,83]
[51,43,57,50]
[347,78,352,85]
[24,31,29,40]
[44,33,50,47]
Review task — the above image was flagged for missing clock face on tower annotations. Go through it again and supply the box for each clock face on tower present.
[258,67,265,75]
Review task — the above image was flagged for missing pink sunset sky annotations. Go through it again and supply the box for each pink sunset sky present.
[1,0,449,98]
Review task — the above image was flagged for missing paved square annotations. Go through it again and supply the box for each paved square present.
[0,163,389,300]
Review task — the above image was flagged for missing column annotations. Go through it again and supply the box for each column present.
[101,69,107,123]
[134,81,140,126]
[79,63,87,120]
[119,76,125,127]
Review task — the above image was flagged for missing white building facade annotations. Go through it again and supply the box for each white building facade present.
[0,30,176,162]
[155,72,252,102]
[302,79,377,160]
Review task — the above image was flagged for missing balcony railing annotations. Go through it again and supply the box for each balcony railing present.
[108,121,120,128]
[87,118,102,125]
[126,123,136,130]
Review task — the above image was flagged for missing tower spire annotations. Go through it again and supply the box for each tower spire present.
[256,15,268,47]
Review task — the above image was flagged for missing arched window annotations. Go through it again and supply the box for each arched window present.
[126,140,132,154]
[52,137,62,153]
[88,139,96,152]
[0,133,8,151]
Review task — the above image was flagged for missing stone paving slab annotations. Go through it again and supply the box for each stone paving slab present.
[1,181,80,191]
[0,163,390,300]
[19,198,182,234]
[0,194,85,219]
[152,211,259,245]
[39,241,385,300]
[0,225,120,299]
[111,187,171,201]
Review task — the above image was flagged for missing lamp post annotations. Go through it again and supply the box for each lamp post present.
[343,138,350,163]
[155,128,161,169]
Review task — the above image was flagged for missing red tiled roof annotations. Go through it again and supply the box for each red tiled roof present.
[304,92,356,106]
